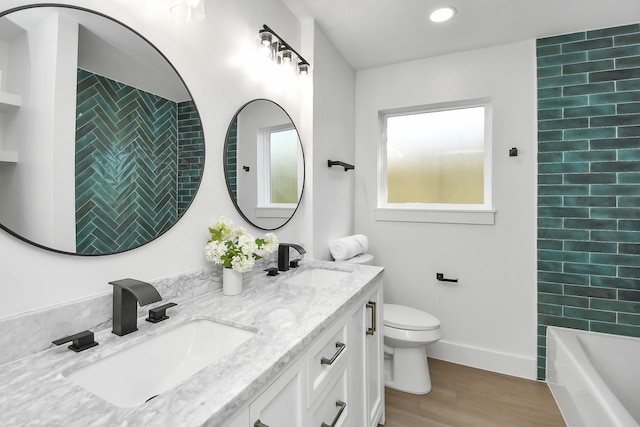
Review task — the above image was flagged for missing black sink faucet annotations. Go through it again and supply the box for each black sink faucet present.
[278,243,306,272]
[109,278,162,336]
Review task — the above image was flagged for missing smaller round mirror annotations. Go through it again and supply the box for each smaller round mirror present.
[224,99,304,230]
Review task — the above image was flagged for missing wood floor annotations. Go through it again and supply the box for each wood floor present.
[381,358,566,427]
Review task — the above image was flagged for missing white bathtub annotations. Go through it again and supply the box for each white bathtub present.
[546,326,640,427]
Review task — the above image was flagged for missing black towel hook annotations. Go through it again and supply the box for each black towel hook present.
[328,160,354,171]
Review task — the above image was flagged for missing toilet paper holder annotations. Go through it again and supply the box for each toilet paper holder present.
[436,273,458,283]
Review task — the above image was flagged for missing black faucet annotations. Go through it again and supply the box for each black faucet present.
[109,278,162,336]
[278,243,306,272]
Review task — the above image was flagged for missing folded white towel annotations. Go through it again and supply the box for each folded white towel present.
[330,234,369,261]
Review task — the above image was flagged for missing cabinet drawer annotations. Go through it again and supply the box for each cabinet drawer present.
[310,367,349,427]
[307,318,349,406]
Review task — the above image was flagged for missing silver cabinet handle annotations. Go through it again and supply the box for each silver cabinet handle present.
[366,301,376,335]
[254,420,269,427]
[321,400,346,427]
[320,341,346,365]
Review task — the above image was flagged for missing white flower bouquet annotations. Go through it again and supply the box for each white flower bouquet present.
[205,216,278,273]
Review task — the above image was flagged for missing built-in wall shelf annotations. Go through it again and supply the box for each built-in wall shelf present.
[0,150,18,163]
[0,91,21,111]
[0,91,21,162]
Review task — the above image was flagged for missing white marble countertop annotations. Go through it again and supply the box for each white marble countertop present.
[0,260,383,426]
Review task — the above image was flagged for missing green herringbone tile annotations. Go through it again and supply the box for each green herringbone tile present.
[75,69,178,254]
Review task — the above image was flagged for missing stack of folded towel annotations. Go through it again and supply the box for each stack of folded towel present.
[329,234,369,261]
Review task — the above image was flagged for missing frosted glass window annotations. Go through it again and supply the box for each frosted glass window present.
[385,106,486,205]
[269,129,298,204]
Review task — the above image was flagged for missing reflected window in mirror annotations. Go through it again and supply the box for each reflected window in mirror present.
[259,125,299,206]
[224,99,305,231]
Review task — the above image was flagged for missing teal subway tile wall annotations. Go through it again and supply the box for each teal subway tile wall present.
[537,23,640,379]
[177,100,204,216]
[75,70,203,254]
[226,119,238,201]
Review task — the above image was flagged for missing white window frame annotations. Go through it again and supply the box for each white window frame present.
[376,98,495,225]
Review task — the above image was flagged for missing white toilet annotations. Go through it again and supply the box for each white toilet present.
[337,253,442,395]
[383,303,441,394]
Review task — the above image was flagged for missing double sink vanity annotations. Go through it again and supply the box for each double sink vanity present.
[0,261,384,427]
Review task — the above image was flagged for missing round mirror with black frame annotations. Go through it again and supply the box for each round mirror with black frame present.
[0,5,205,256]
[224,99,304,231]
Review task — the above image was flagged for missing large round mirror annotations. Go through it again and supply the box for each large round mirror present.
[224,99,304,230]
[0,5,204,255]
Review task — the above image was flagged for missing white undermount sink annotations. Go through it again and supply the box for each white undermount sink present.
[283,268,351,288]
[64,319,255,408]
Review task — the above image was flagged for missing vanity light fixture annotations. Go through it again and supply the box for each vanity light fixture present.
[259,24,311,76]
[429,6,456,23]
[170,0,206,22]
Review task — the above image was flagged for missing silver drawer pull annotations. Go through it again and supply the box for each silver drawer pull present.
[366,301,376,335]
[321,400,346,427]
[254,420,269,427]
[320,341,346,365]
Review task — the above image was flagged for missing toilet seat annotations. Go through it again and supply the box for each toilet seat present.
[384,304,440,331]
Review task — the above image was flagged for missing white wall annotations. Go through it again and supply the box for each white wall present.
[51,12,79,252]
[311,22,355,260]
[355,40,538,379]
[0,11,77,251]
[0,0,309,318]
[77,24,190,103]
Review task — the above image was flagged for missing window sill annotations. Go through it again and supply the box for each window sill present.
[374,207,496,225]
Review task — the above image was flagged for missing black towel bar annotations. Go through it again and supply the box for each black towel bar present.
[328,160,354,171]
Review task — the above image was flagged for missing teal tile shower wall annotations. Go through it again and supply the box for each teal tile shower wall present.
[226,119,238,201]
[177,100,204,216]
[537,24,640,379]
[75,69,177,254]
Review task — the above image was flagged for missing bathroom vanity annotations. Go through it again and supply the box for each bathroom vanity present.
[0,261,384,427]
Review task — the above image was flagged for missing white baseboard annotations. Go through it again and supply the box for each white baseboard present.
[427,340,537,380]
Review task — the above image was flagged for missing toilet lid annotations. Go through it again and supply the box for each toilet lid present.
[383,303,440,331]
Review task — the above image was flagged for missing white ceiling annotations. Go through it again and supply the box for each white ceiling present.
[282,0,640,70]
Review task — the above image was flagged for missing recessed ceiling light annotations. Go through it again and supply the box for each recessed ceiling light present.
[429,6,456,23]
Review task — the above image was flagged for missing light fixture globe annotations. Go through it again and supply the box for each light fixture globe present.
[280,49,293,63]
[170,0,206,22]
[429,6,456,23]
[260,30,273,47]
[298,62,310,75]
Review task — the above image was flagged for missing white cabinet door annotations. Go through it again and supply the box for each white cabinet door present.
[365,280,385,427]
[249,356,307,427]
